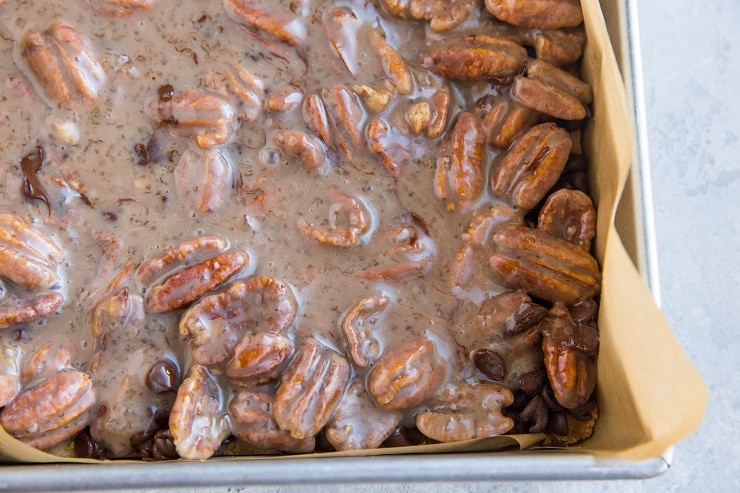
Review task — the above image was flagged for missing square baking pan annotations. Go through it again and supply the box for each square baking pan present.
[0,0,672,488]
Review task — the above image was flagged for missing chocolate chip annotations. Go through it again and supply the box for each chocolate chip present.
[504,301,548,336]
[74,429,106,460]
[383,426,425,448]
[546,410,569,436]
[565,325,600,355]
[568,399,598,421]
[151,429,179,461]
[518,368,546,396]
[517,395,548,433]
[146,360,179,394]
[540,383,564,411]
[472,348,506,381]
[158,84,175,102]
[570,299,597,324]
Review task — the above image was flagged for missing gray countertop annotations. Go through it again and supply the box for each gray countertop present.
[55,0,740,491]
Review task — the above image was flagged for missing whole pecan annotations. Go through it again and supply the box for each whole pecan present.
[489,225,601,304]
[421,36,527,81]
[180,276,297,365]
[537,188,596,250]
[1,369,95,450]
[156,90,237,149]
[367,337,445,411]
[339,294,390,367]
[511,59,593,120]
[21,21,106,106]
[485,0,583,30]
[416,383,514,442]
[325,379,402,451]
[174,150,233,214]
[273,338,351,439]
[169,364,229,460]
[490,122,572,209]
[229,389,315,453]
[541,303,598,409]
[226,332,294,384]
[224,0,307,46]
[434,112,485,211]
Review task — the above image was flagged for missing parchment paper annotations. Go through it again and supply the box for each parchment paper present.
[0,0,707,464]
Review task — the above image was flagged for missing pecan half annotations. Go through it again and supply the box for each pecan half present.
[416,383,514,442]
[137,235,229,286]
[356,218,437,281]
[146,249,250,314]
[421,37,527,81]
[0,211,64,291]
[272,130,327,171]
[367,338,445,411]
[370,30,412,95]
[20,342,72,385]
[0,292,64,330]
[427,84,450,138]
[511,59,593,120]
[266,84,303,112]
[1,369,95,449]
[380,0,476,33]
[274,338,351,439]
[325,379,402,451]
[321,84,365,152]
[520,26,586,67]
[229,389,315,453]
[174,150,233,214]
[474,95,538,150]
[21,21,106,106]
[224,0,306,46]
[537,189,596,250]
[451,205,521,288]
[434,112,485,211]
[156,90,237,149]
[180,277,297,365]
[169,364,229,460]
[489,225,601,305]
[326,7,363,76]
[353,85,392,114]
[340,294,389,367]
[490,122,572,209]
[541,303,598,409]
[303,93,332,146]
[485,0,583,30]
[365,119,413,176]
[297,187,371,248]
[226,332,294,384]
[91,0,157,16]
[224,65,264,122]
[91,287,146,346]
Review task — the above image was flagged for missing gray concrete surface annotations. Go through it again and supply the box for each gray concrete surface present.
[56,0,740,491]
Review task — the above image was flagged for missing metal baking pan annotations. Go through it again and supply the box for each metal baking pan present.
[0,0,670,488]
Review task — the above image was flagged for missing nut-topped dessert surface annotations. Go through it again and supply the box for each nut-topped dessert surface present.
[0,0,599,459]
